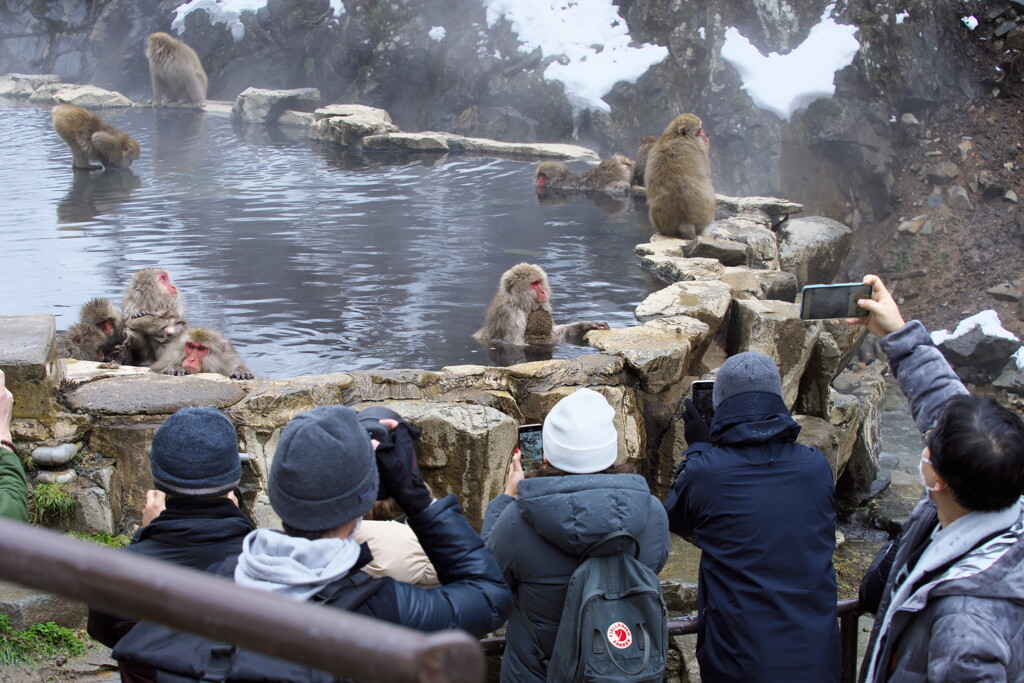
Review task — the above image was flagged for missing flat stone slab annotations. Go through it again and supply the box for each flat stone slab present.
[66,374,247,415]
[0,72,60,97]
[0,315,54,368]
[39,85,132,108]
[715,194,805,217]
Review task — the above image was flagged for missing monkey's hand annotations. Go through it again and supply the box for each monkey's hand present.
[230,370,254,380]
[131,311,150,319]
[165,368,188,376]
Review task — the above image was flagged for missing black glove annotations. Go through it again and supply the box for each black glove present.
[357,407,432,516]
[682,398,711,446]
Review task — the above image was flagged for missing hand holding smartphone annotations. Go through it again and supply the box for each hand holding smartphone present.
[690,380,715,423]
[799,282,873,320]
[517,424,544,476]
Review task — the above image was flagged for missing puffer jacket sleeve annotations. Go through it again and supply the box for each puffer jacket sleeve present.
[927,611,1012,682]
[0,448,28,523]
[664,445,708,543]
[392,493,513,637]
[877,320,970,433]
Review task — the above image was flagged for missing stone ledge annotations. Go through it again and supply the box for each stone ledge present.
[66,374,248,415]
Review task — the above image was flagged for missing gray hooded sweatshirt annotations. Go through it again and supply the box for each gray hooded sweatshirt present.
[481,473,669,683]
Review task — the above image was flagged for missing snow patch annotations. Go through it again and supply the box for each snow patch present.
[961,15,979,31]
[482,0,668,114]
[930,310,1021,345]
[1014,347,1024,371]
[173,0,344,41]
[895,11,910,24]
[429,26,447,41]
[720,8,860,120]
[698,27,706,40]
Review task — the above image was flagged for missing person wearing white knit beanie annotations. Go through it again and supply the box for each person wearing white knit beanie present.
[481,387,669,683]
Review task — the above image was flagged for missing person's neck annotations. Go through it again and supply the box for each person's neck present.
[934,491,971,528]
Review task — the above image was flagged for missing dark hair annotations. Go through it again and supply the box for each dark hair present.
[281,522,331,541]
[928,395,1024,511]
[528,461,635,478]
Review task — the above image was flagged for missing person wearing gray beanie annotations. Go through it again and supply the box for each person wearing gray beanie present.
[88,406,255,674]
[665,350,840,682]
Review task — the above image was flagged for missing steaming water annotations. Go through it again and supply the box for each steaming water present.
[0,101,662,377]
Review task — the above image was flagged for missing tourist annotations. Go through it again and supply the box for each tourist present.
[113,404,512,680]
[855,274,1024,682]
[87,407,254,676]
[664,351,840,682]
[353,496,439,586]
[0,369,28,522]
[481,388,669,682]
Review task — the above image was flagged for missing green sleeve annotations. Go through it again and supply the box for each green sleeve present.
[0,449,29,523]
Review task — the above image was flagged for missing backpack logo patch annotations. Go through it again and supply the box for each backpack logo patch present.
[607,622,632,649]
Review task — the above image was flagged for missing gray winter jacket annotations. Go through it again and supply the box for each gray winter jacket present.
[860,320,1024,683]
[481,473,669,683]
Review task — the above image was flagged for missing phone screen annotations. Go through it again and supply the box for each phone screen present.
[691,381,715,423]
[799,283,872,320]
[518,424,544,476]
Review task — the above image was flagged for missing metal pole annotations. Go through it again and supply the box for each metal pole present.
[0,518,483,683]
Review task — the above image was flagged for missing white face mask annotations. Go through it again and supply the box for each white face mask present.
[919,453,941,494]
[353,517,363,533]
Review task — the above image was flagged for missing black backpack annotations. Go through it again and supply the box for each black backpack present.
[521,530,668,682]
[113,571,382,682]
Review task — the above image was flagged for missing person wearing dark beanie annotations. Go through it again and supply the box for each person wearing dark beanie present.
[665,351,840,683]
[88,406,255,680]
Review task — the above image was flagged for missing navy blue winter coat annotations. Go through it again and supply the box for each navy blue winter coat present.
[665,391,840,683]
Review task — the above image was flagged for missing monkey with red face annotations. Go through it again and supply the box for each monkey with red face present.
[151,328,254,380]
[535,154,633,196]
[474,263,609,347]
[116,268,188,366]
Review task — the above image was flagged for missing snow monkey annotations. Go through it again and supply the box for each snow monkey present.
[474,263,609,346]
[79,298,125,358]
[56,323,107,361]
[151,328,254,380]
[645,113,716,239]
[117,268,188,366]
[146,32,208,108]
[631,134,657,186]
[52,105,141,171]
[535,154,633,196]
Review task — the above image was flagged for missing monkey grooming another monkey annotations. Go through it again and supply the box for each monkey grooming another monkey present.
[645,113,716,239]
[52,105,141,171]
[146,32,208,108]
[56,323,108,362]
[120,267,186,321]
[79,297,125,360]
[474,263,609,347]
[631,134,657,186]
[151,328,254,379]
[535,154,633,196]
[116,268,187,366]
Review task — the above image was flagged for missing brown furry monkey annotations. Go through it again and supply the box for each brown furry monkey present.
[535,154,633,196]
[121,310,187,366]
[120,268,186,321]
[56,323,107,361]
[631,134,657,186]
[146,32,208,108]
[474,263,609,346]
[645,113,716,239]
[151,328,254,379]
[79,297,125,359]
[52,105,141,171]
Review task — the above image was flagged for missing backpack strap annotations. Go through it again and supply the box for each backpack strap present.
[581,530,640,560]
[312,570,381,611]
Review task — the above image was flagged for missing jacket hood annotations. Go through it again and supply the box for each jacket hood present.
[931,502,1024,602]
[516,473,656,557]
[709,391,801,447]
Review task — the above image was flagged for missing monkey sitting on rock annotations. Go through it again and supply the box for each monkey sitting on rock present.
[474,263,609,352]
[146,32,208,108]
[645,113,716,239]
[52,105,140,171]
[535,154,633,197]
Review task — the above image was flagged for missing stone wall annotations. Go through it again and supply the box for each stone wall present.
[1,193,884,535]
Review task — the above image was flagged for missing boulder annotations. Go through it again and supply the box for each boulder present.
[725,300,819,408]
[233,87,322,123]
[314,104,393,123]
[706,220,779,269]
[827,390,863,481]
[685,236,752,267]
[833,367,887,510]
[44,85,132,108]
[363,131,451,152]
[795,331,843,419]
[946,185,974,211]
[310,113,400,147]
[277,110,316,127]
[932,310,1022,383]
[993,355,1024,394]
[714,195,804,218]
[0,315,59,422]
[634,238,724,283]
[587,317,709,393]
[0,581,86,630]
[777,216,853,288]
[719,267,798,302]
[635,280,732,335]
[924,161,959,184]
[793,415,838,469]
[0,73,60,97]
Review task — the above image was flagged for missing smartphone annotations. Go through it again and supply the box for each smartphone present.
[690,380,715,423]
[799,283,872,320]
[517,424,544,476]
